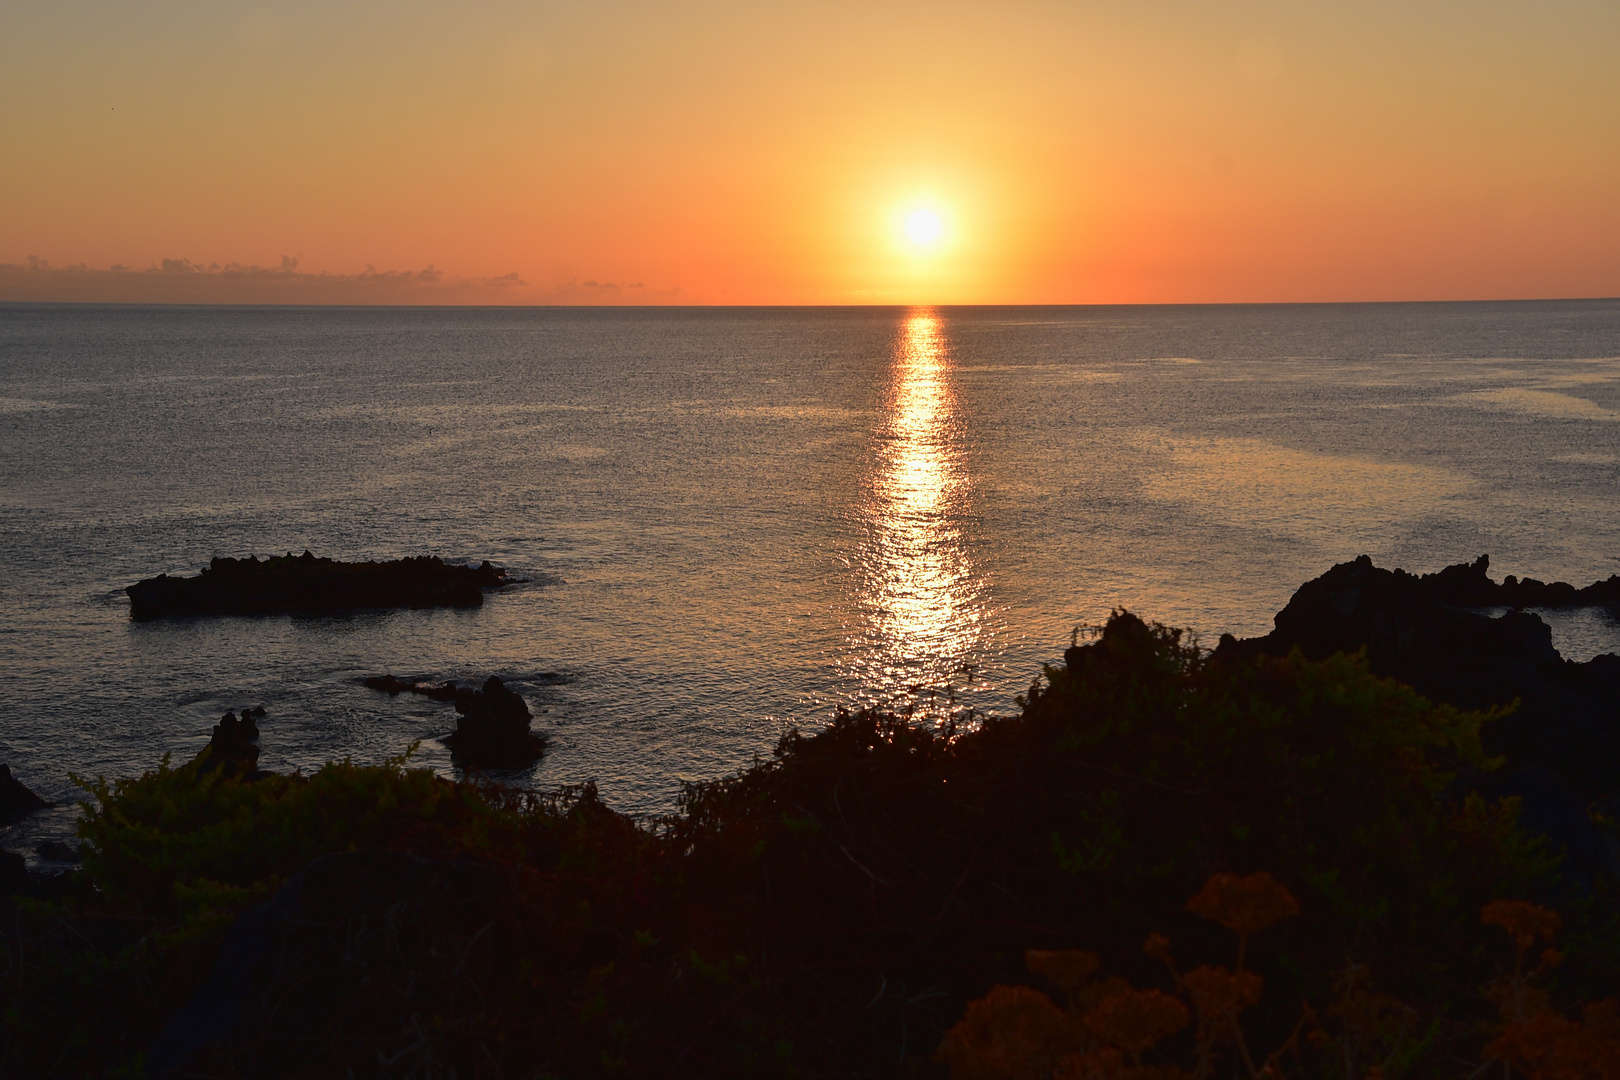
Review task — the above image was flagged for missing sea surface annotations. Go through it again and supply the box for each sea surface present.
[3,302,1619,852]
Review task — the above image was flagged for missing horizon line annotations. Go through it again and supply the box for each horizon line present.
[5,296,1619,311]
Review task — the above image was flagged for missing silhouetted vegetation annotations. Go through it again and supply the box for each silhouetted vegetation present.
[2,612,1615,1076]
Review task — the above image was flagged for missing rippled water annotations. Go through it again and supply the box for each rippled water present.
[2,301,1618,850]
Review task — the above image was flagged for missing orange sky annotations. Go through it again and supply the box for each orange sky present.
[2,1,1618,304]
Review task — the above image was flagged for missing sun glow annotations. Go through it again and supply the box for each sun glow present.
[905,209,944,248]
[895,202,953,256]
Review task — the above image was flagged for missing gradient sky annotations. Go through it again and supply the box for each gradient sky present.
[3,1,1618,304]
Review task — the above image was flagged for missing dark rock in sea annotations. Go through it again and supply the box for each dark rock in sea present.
[367,673,546,768]
[445,677,547,768]
[1420,557,1620,613]
[0,763,52,826]
[0,846,75,899]
[363,674,469,703]
[1216,555,1620,878]
[126,551,510,619]
[194,710,268,780]
[36,840,81,863]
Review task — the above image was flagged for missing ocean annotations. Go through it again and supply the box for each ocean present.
[2,301,1618,852]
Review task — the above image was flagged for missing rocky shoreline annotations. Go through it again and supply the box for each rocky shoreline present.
[7,554,1620,1076]
[11,553,1620,893]
[1215,554,1620,886]
[126,551,511,619]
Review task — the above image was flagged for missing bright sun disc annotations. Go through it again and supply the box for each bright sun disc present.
[905,209,944,246]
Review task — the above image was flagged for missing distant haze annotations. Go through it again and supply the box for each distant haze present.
[2,1,1618,305]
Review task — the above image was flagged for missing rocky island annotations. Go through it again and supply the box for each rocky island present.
[125,551,511,619]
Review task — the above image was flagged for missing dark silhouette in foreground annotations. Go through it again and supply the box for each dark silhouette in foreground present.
[17,607,1614,1077]
[365,674,545,768]
[148,849,501,1078]
[0,765,69,900]
[10,565,1620,1077]
[1216,554,1620,885]
[126,552,510,619]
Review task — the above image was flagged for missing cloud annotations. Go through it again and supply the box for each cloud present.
[0,256,532,306]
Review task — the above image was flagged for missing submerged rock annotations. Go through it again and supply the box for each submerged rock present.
[0,763,51,826]
[363,674,467,703]
[126,552,510,619]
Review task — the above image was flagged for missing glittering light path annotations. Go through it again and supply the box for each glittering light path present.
[848,311,991,713]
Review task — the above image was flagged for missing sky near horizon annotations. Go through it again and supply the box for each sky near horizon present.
[3,1,1618,305]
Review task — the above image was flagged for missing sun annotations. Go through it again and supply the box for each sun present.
[905,208,944,247]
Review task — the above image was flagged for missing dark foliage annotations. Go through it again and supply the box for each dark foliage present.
[2,612,1611,1077]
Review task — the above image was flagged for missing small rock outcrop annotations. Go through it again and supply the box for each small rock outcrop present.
[444,677,546,768]
[194,707,269,779]
[1417,555,1620,612]
[0,763,51,826]
[127,552,511,619]
[363,675,467,703]
[366,675,546,768]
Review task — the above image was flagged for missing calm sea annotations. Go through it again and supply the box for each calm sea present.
[3,302,1619,851]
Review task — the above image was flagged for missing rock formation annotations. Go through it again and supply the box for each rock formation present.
[0,763,51,826]
[193,707,269,779]
[126,552,510,619]
[365,674,546,768]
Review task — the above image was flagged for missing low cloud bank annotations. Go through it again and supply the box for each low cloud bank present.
[0,256,530,306]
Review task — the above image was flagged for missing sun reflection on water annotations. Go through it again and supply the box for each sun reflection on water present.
[848,310,991,713]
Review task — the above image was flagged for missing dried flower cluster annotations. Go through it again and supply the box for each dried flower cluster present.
[1483,898,1563,954]
[938,872,1300,1079]
[939,879,1620,1080]
[1184,872,1299,938]
[1481,900,1620,1079]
